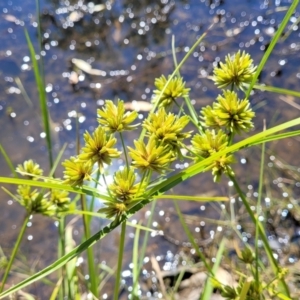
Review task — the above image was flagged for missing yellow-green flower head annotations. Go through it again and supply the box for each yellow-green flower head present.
[191,129,229,159]
[17,185,56,216]
[98,202,127,219]
[201,105,222,129]
[201,90,255,133]
[214,90,255,133]
[78,126,121,172]
[97,99,139,132]
[211,154,235,182]
[212,51,256,90]
[128,135,175,173]
[153,75,190,108]
[16,159,43,180]
[143,108,192,157]
[50,189,71,214]
[17,185,39,210]
[62,156,93,186]
[191,130,234,182]
[109,167,146,202]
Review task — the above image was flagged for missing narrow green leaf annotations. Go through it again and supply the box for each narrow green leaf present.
[0,216,127,299]
[245,0,299,99]
[24,29,53,168]
[0,144,17,178]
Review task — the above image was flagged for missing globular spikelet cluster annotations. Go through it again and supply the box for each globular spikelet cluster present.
[60,95,192,218]
[62,99,135,185]
[191,130,235,182]
[190,51,256,181]
[143,108,192,159]
[61,100,141,218]
[60,53,256,217]
[98,167,146,218]
[15,160,71,217]
[212,50,256,91]
[153,75,190,108]
[201,90,255,134]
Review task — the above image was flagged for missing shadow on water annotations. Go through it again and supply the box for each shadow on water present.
[1,0,300,298]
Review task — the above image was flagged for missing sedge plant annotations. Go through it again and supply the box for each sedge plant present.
[1,1,300,298]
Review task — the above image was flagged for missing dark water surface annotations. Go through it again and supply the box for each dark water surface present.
[1,0,300,298]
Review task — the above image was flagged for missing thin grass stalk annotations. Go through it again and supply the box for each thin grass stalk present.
[80,194,98,297]
[14,77,33,107]
[171,35,200,129]
[0,213,30,292]
[113,221,127,300]
[0,144,17,178]
[239,278,252,300]
[137,199,156,272]
[255,123,266,290]
[24,30,53,169]
[173,201,213,275]
[245,0,299,99]
[119,132,129,170]
[200,238,225,300]
[74,115,98,296]
[228,174,290,297]
[131,224,141,299]
[253,84,300,98]
[88,170,100,221]
[57,219,66,298]
[139,23,214,141]
[171,268,185,297]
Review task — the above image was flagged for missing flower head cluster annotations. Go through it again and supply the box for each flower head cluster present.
[62,156,93,186]
[109,167,146,202]
[97,99,138,132]
[212,51,256,90]
[63,100,130,187]
[99,167,146,218]
[16,160,43,180]
[201,90,255,133]
[50,189,72,215]
[16,185,56,216]
[128,136,175,173]
[79,126,121,173]
[153,75,190,108]
[191,129,234,182]
[143,108,192,158]
[15,161,72,216]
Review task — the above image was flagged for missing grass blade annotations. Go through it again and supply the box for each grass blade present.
[24,30,53,168]
[245,0,299,99]
[0,144,17,178]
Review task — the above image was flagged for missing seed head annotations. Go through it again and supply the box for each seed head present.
[153,75,190,108]
[212,51,256,90]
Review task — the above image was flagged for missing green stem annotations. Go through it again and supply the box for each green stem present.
[0,144,17,178]
[119,132,129,170]
[58,218,66,299]
[132,224,141,299]
[80,194,98,297]
[255,129,265,291]
[137,199,156,270]
[139,23,214,141]
[174,201,213,275]
[113,221,127,300]
[0,213,30,292]
[245,0,299,99]
[228,174,290,297]
[102,174,114,200]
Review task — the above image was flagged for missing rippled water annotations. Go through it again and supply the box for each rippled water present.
[1,0,300,298]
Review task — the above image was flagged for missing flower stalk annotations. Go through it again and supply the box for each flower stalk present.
[0,213,30,293]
